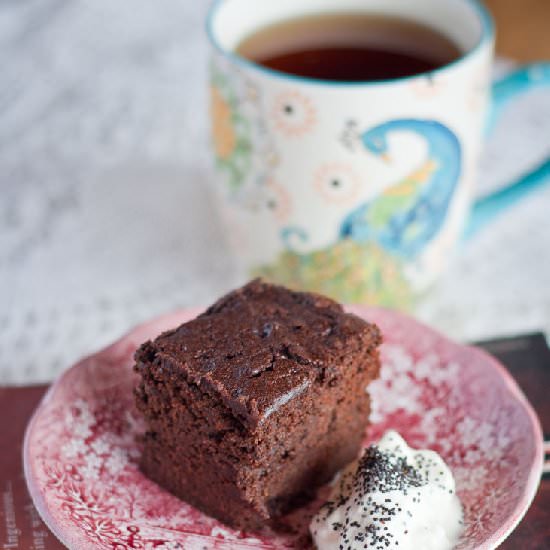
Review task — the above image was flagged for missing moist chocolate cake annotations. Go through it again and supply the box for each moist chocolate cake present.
[134,279,381,531]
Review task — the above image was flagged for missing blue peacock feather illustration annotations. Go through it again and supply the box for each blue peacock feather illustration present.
[340,119,462,258]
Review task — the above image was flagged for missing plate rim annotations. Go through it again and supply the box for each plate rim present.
[350,306,544,550]
[24,306,544,550]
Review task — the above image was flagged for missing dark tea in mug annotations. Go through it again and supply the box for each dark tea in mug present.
[236,13,462,81]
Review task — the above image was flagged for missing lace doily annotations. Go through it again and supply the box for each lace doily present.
[1,1,549,384]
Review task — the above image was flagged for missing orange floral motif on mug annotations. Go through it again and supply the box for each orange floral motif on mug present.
[272,90,317,137]
[264,179,292,223]
[313,163,362,204]
[210,85,237,160]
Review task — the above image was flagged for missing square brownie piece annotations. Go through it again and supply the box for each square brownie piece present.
[134,279,381,530]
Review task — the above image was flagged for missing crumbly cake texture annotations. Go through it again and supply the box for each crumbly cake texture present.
[134,279,382,531]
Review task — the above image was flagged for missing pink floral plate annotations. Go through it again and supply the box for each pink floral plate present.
[24,307,543,550]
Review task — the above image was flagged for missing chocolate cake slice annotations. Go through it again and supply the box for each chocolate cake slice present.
[134,279,381,530]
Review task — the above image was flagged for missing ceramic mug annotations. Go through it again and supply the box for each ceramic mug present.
[207,0,550,308]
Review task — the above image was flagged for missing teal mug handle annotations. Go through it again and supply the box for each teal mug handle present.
[464,62,550,241]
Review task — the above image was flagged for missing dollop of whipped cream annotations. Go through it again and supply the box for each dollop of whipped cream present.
[310,430,463,550]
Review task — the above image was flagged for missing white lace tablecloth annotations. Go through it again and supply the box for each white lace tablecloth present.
[1,0,549,384]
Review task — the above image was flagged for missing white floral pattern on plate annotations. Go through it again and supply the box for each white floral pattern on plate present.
[24,307,543,549]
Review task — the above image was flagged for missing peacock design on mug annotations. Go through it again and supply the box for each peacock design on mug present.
[341,118,462,258]
[255,118,462,307]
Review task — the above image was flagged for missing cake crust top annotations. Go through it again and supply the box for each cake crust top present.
[135,279,381,427]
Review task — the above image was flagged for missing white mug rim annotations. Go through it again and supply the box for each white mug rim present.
[206,0,495,87]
